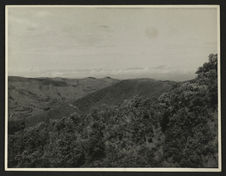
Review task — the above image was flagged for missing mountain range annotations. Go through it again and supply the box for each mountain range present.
[8,76,175,131]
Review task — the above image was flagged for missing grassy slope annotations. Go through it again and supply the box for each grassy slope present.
[73,78,176,113]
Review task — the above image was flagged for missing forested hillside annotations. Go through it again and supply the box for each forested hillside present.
[73,78,176,113]
[9,77,175,133]
[8,76,118,121]
[8,54,218,168]
[8,77,118,133]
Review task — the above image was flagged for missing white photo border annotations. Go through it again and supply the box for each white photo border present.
[5,5,221,172]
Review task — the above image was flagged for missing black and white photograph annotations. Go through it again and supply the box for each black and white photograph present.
[5,5,221,171]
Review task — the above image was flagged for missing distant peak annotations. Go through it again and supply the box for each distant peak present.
[87,77,96,79]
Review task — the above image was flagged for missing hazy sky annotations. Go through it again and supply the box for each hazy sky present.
[7,6,218,81]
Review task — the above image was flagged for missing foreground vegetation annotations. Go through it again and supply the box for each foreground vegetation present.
[8,54,218,168]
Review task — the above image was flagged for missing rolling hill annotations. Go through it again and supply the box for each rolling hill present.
[8,76,118,121]
[73,78,177,113]
[8,77,176,131]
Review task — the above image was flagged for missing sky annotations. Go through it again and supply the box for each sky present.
[7,6,218,81]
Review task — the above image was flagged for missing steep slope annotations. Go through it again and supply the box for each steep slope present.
[73,78,176,113]
[8,76,118,121]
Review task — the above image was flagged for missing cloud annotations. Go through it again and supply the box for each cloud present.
[126,67,145,71]
[152,65,167,69]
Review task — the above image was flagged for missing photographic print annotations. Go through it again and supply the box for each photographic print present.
[5,5,221,171]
